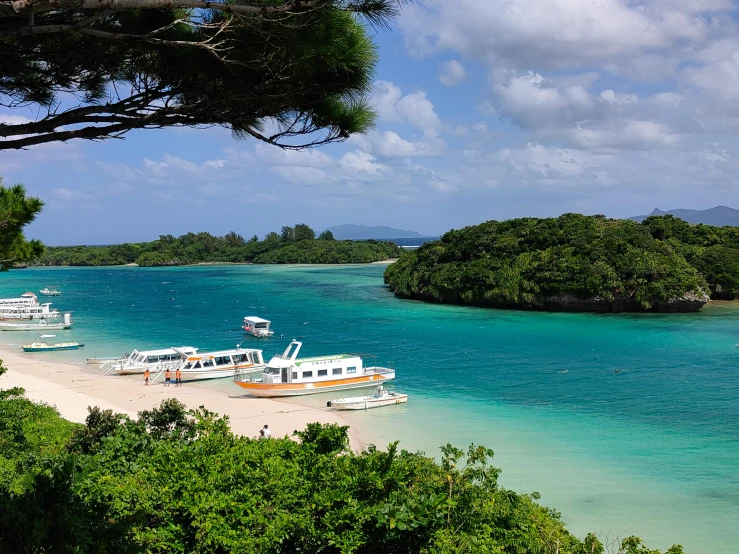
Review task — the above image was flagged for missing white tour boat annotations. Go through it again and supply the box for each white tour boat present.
[0,314,73,331]
[100,346,199,375]
[0,292,39,307]
[39,287,62,297]
[233,341,395,397]
[242,316,274,337]
[0,302,60,320]
[327,385,408,410]
[160,346,265,382]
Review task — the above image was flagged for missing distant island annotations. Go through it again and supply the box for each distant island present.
[324,224,425,240]
[35,224,401,267]
[384,213,739,313]
[630,206,739,226]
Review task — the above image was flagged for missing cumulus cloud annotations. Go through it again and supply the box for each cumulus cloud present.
[339,151,388,175]
[438,60,466,86]
[369,81,443,138]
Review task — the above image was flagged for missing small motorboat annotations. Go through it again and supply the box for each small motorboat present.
[327,385,408,410]
[22,334,84,352]
[39,287,62,297]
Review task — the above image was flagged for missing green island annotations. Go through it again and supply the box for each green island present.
[384,213,739,313]
[34,225,401,267]
[0,363,683,554]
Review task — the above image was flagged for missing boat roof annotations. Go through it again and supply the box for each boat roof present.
[131,346,197,356]
[295,354,357,364]
[243,316,270,323]
[186,347,262,360]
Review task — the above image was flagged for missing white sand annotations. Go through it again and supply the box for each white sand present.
[0,347,363,449]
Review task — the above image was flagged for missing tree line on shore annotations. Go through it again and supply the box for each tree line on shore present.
[0,363,685,553]
[34,225,402,266]
[385,214,739,313]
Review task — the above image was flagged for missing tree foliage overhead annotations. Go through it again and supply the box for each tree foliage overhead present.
[36,223,401,266]
[0,386,687,553]
[0,178,43,269]
[383,213,739,313]
[0,0,407,150]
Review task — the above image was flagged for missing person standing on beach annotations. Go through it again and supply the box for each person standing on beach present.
[262,424,272,438]
[164,368,171,386]
[175,367,182,387]
[144,368,150,386]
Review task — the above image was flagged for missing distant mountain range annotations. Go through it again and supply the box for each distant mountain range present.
[325,224,426,240]
[629,206,739,226]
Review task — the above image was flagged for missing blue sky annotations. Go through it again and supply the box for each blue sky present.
[3,0,739,245]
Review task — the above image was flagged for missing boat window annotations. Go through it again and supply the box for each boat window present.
[215,356,231,366]
[233,353,247,363]
[193,361,202,369]
[292,372,298,380]
[202,359,214,368]
[332,368,342,375]
[265,367,280,375]
[147,356,158,363]
[347,366,357,374]
[184,362,192,369]
[317,369,327,377]
[302,371,313,379]
[255,322,267,328]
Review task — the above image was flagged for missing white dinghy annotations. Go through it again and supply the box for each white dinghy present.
[327,385,408,410]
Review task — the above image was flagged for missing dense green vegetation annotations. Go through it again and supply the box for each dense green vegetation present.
[0,179,44,270]
[385,214,739,313]
[35,225,401,266]
[0,363,684,553]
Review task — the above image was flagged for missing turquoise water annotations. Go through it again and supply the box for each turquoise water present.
[1,265,739,553]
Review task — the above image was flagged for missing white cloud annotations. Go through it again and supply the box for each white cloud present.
[339,151,388,175]
[370,81,443,138]
[438,60,467,86]
[254,142,334,167]
[351,130,442,158]
[50,188,92,202]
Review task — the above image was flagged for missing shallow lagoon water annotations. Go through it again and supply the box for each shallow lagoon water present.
[1,264,739,553]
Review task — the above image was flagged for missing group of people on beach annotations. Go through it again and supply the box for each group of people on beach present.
[143,368,182,386]
[141,369,272,440]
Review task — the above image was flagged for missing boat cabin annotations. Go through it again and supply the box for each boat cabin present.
[125,347,198,365]
[0,292,38,306]
[0,303,59,319]
[242,316,273,337]
[181,348,264,371]
[260,341,363,385]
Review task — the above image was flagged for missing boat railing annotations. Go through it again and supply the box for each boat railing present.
[99,359,124,375]
[364,366,394,375]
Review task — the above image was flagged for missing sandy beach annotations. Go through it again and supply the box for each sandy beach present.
[0,346,365,449]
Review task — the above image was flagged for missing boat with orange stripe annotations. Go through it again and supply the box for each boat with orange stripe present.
[233,341,395,397]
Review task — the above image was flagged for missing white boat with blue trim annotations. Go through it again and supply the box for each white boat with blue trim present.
[22,334,84,352]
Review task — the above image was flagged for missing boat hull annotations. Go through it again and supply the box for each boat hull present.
[154,364,264,383]
[22,344,83,352]
[235,373,395,397]
[0,323,72,331]
[329,394,408,410]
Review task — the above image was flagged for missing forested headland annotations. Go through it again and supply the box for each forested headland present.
[385,214,739,313]
[34,224,401,267]
[0,362,685,553]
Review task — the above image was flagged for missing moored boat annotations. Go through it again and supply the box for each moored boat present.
[0,314,73,331]
[0,292,38,307]
[242,316,274,337]
[327,385,408,410]
[100,346,199,375]
[22,334,84,352]
[0,302,60,320]
[39,287,62,297]
[233,341,395,397]
[161,346,265,382]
